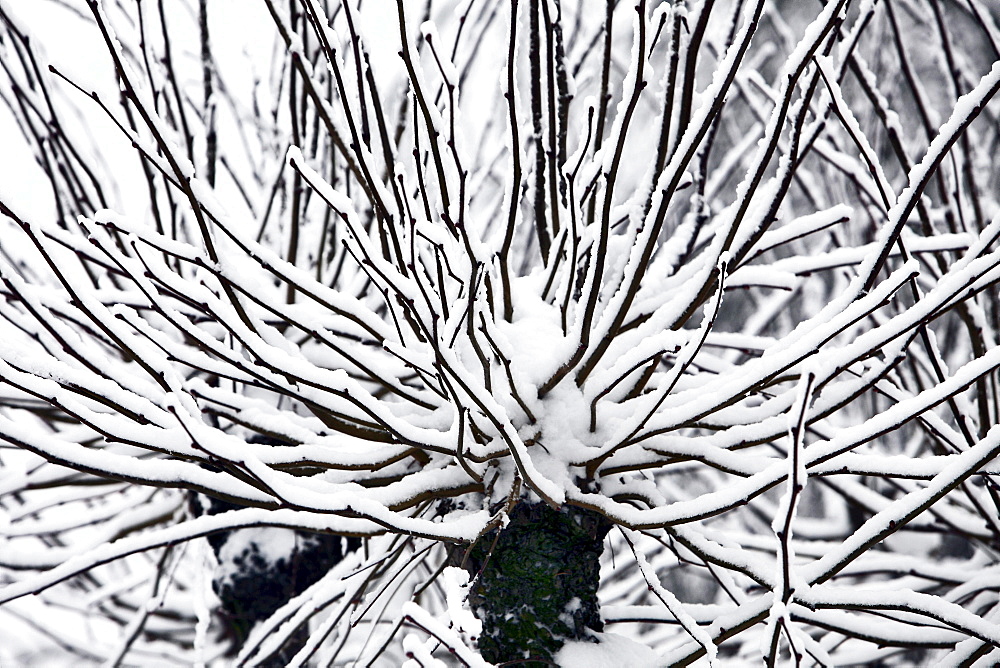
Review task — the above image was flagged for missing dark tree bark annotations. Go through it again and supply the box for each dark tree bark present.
[190,436,361,664]
[462,502,611,666]
[190,490,361,665]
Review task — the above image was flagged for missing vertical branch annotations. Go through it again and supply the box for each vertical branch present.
[286,1,303,304]
[341,0,372,150]
[396,0,453,226]
[199,0,216,187]
[499,0,521,322]
[883,0,960,237]
[541,0,565,240]
[551,0,570,196]
[765,371,814,668]
[586,0,616,229]
[529,0,550,262]
[928,0,984,229]
[675,0,716,146]
[593,0,616,154]
[651,7,682,189]
[158,0,194,162]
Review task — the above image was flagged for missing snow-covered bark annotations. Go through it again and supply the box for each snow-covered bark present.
[1,0,1000,665]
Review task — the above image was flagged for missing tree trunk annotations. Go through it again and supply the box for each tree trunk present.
[462,502,611,666]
